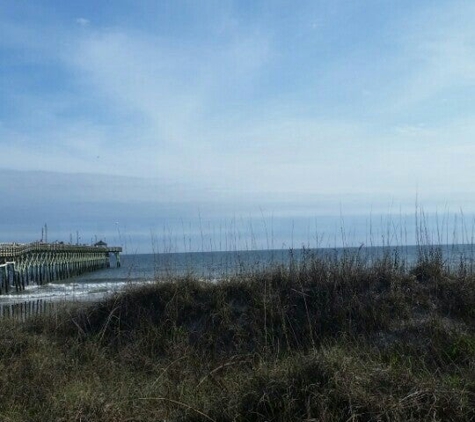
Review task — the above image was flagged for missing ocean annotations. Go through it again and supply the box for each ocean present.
[0,244,474,316]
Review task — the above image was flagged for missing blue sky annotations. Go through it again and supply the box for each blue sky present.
[1,0,475,252]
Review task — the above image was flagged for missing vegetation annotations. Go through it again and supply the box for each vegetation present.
[0,247,474,421]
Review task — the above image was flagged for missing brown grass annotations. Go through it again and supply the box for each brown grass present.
[0,246,474,421]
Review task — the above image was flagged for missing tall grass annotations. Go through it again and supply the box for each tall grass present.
[0,243,474,421]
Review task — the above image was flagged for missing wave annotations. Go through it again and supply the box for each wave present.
[0,279,157,304]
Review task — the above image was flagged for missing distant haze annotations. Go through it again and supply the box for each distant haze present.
[1,1,475,252]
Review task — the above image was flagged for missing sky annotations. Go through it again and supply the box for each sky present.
[1,0,475,252]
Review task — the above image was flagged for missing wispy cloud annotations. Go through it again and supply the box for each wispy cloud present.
[1,0,475,227]
[377,2,475,117]
[75,17,90,27]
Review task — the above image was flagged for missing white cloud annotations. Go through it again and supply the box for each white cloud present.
[2,1,475,217]
[383,2,475,112]
[75,18,90,27]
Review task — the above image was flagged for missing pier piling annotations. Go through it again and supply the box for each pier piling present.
[0,242,122,294]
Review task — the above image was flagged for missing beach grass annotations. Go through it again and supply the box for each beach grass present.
[0,246,474,421]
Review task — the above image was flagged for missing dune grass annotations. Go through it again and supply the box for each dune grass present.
[0,246,474,421]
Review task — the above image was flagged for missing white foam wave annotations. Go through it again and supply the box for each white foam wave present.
[0,280,156,304]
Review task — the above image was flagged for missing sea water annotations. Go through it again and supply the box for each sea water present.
[0,244,474,314]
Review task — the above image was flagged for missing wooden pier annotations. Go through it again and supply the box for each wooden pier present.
[0,242,122,294]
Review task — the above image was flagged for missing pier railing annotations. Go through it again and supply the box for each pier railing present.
[0,242,122,258]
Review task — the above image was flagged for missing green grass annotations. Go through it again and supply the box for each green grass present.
[0,247,474,421]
